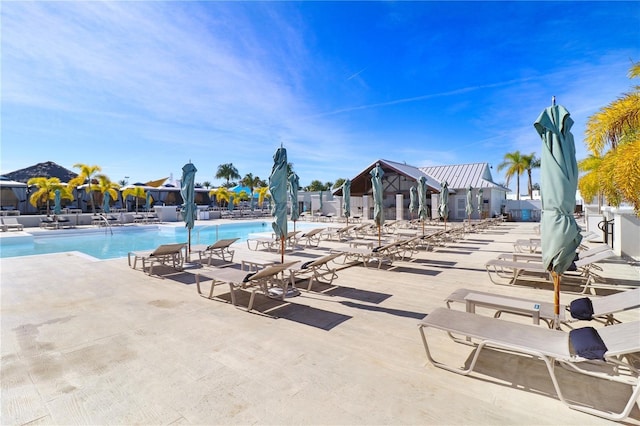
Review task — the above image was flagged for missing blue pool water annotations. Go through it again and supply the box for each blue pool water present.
[0,221,316,260]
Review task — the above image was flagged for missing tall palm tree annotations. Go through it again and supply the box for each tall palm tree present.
[69,163,102,213]
[215,163,240,187]
[581,61,640,213]
[96,174,121,209]
[497,151,528,200]
[27,177,74,215]
[122,186,146,213]
[241,173,262,204]
[522,153,540,199]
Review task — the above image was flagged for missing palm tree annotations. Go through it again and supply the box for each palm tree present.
[497,151,528,200]
[581,61,640,213]
[69,163,102,213]
[210,187,232,207]
[333,178,346,189]
[122,186,146,213]
[96,174,121,210]
[202,181,211,189]
[578,155,605,209]
[522,153,540,199]
[255,186,271,209]
[215,163,240,187]
[27,177,73,215]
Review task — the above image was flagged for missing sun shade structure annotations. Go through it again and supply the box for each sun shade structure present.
[438,181,449,230]
[342,179,351,225]
[417,176,428,235]
[535,100,582,328]
[180,162,198,255]
[409,185,417,220]
[370,163,385,245]
[465,185,473,223]
[54,189,62,215]
[270,146,288,263]
[102,191,110,214]
[288,172,300,231]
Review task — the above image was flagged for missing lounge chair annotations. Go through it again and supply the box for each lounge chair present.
[418,307,640,421]
[247,231,300,251]
[484,249,615,286]
[291,252,344,291]
[195,261,299,312]
[296,227,325,247]
[513,238,541,253]
[445,287,640,327]
[192,238,239,265]
[331,239,403,269]
[55,216,75,229]
[39,217,58,229]
[128,243,187,275]
[322,225,356,241]
[2,217,24,231]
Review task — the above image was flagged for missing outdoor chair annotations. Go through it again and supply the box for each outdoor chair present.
[2,217,24,231]
[128,243,187,276]
[192,238,239,265]
[418,307,640,421]
[195,261,299,312]
[290,252,344,291]
[296,227,325,247]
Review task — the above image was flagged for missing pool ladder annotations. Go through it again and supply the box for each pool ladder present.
[97,214,113,235]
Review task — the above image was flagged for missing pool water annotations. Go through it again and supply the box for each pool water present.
[0,221,316,260]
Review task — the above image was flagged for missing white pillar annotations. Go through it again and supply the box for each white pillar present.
[395,194,404,221]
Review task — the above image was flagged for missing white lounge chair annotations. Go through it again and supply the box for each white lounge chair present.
[331,239,403,269]
[484,249,615,286]
[192,238,239,265]
[247,231,300,251]
[195,261,299,312]
[128,243,187,275]
[296,227,325,247]
[418,308,640,421]
[291,252,344,291]
[2,217,24,231]
[322,225,356,241]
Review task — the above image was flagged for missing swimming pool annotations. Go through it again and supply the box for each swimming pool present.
[0,221,318,260]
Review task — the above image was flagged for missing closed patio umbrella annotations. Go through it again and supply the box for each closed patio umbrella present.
[180,162,197,256]
[417,177,428,236]
[535,100,582,328]
[102,191,111,214]
[466,185,473,224]
[145,192,152,212]
[370,163,384,246]
[270,146,288,263]
[342,179,351,225]
[288,172,300,232]
[409,185,417,221]
[53,189,62,215]
[438,181,449,230]
[476,188,483,219]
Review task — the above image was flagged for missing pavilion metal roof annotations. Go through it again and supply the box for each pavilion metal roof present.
[419,163,508,191]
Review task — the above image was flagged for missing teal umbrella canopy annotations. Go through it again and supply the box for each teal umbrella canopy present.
[145,192,152,211]
[180,162,197,231]
[409,186,417,218]
[465,185,473,218]
[438,181,449,220]
[102,191,111,214]
[53,189,62,215]
[535,104,582,274]
[476,188,483,217]
[370,164,385,227]
[270,147,288,241]
[342,179,351,220]
[417,177,428,221]
[288,172,300,222]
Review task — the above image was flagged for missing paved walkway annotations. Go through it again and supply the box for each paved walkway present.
[1,221,639,425]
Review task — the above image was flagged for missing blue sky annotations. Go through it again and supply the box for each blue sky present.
[2,1,639,193]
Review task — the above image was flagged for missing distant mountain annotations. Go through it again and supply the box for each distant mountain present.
[3,161,78,183]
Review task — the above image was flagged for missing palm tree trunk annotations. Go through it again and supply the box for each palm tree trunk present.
[516,173,521,200]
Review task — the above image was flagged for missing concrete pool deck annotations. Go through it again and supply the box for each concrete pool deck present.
[1,220,639,424]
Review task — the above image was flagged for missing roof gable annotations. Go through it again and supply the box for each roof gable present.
[419,163,505,190]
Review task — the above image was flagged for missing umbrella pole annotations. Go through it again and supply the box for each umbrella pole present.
[552,271,561,329]
[422,219,425,237]
[378,224,381,246]
[281,237,285,264]
[187,229,192,262]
